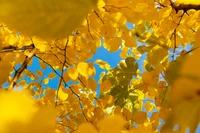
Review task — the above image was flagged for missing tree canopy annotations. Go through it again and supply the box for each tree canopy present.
[0,0,200,133]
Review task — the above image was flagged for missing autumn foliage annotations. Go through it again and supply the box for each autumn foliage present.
[0,0,200,133]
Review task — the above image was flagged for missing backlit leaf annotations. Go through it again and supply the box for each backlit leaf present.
[0,0,98,39]
[133,111,147,125]
[67,67,78,80]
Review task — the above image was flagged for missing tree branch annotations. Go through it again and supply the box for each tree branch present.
[170,0,200,12]
[8,47,36,90]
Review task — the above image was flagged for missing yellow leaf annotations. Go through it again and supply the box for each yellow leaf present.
[147,45,168,67]
[43,78,49,84]
[5,34,18,45]
[48,72,56,79]
[7,107,57,133]
[40,60,46,70]
[67,67,78,80]
[133,111,147,125]
[74,123,97,133]
[0,0,97,39]
[120,46,129,58]
[97,0,105,8]
[94,107,104,121]
[0,90,36,132]
[95,59,110,70]
[87,78,97,91]
[114,106,122,115]
[177,0,200,4]
[142,71,152,83]
[58,87,68,101]
[123,34,137,47]
[170,78,200,105]
[150,112,159,130]
[36,70,43,77]
[98,115,124,133]
[103,95,115,106]
[0,61,12,85]
[122,108,132,121]
[109,37,122,52]
[100,80,111,92]
[144,101,151,113]
[129,126,154,133]
[180,50,200,79]
[77,62,93,79]
[194,29,200,47]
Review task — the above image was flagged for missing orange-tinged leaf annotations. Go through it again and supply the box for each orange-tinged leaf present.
[122,108,132,121]
[74,123,97,133]
[48,72,56,79]
[94,107,104,121]
[100,80,111,92]
[98,115,124,133]
[67,67,78,80]
[170,78,200,105]
[194,29,200,47]
[129,126,154,133]
[36,70,43,77]
[0,61,12,85]
[150,112,159,130]
[114,106,122,115]
[103,95,115,105]
[124,35,137,47]
[87,78,97,91]
[109,37,122,52]
[142,71,152,83]
[180,50,200,79]
[133,111,147,124]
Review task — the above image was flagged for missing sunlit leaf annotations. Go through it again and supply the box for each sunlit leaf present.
[67,67,78,80]
[0,0,98,39]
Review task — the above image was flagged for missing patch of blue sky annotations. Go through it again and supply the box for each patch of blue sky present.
[126,22,134,30]
[27,57,60,89]
[168,44,193,61]
[87,47,122,97]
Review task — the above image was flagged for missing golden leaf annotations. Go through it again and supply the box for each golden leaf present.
[0,90,36,132]
[133,111,147,125]
[109,37,122,52]
[100,80,111,92]
[48,72,56,79]
[0,61,12,85]
[177,0,200,4]
[58,87,68,101]
[95,59,110,70]
[74,123,97,133]
[98,115,124,133]
[87,78,97,91]
[36,70,43,77]
[0,0,97,39]
[43,78,49,85]
[67,67,78,80]
[77,62,94,79]
[150,112,159,130]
